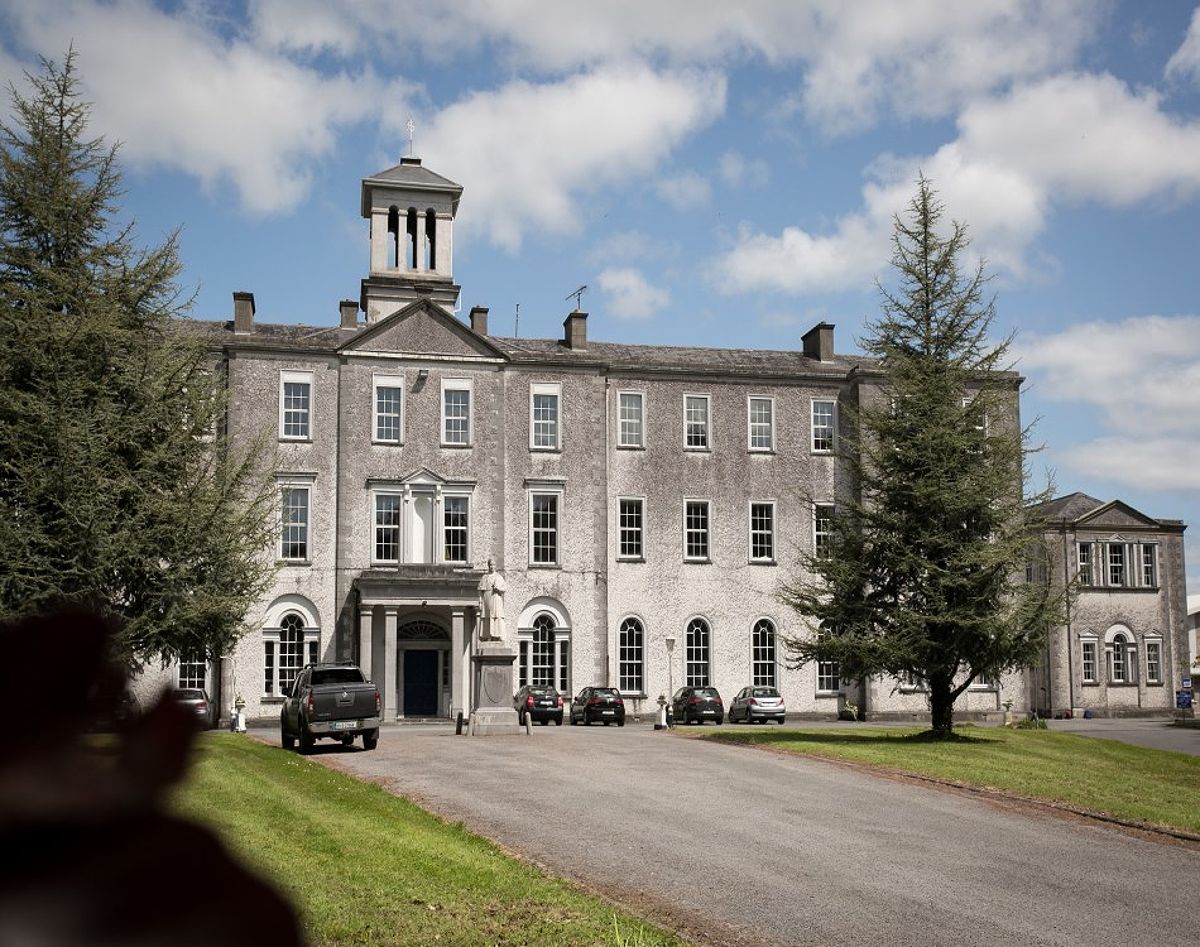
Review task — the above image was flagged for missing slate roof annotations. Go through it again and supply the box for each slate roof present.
[1028,492,1105,521]
[363,159,462,194]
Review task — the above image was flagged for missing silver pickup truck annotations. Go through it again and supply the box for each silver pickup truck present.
[280,663,381,753]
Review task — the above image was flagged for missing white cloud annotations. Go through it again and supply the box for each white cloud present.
[416,66,726,251]
[718,151,769,188]
[597,267,670,320]
[1166,6,1200,85]
[5,0,401,215]
[1017,315,1200,492]
[587,230,676,265]
[717,72,1200,294]
[656,171,711,210]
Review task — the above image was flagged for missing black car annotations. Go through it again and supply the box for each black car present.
[671,686,724,725]
[569,686,626,726]
[514,684,564,725]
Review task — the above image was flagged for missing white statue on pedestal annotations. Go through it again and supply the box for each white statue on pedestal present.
[477,558,507,643]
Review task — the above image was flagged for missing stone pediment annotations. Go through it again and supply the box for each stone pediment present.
[339,299,505,360]
[1075,500,1159,531]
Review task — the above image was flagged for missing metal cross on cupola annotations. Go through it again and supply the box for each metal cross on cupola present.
[405,116,415,158]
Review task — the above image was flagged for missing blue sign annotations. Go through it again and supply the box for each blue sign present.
[1182,676,1192,690]
[1177,690,1193,710]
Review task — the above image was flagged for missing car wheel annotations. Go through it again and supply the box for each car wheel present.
[299,728,314,755]
[603,720,610,726]
[617,719,625,727]
[554,717,562,726]
[540,719,549,726]
[715,715,723,725]
[362,730,379,750]
[280,727,295,749]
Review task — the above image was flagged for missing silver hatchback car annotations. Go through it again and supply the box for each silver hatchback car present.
[171,688,214,729]
[729,686,786,724]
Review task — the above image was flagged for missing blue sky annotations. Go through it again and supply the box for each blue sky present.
[2,1,1198,595]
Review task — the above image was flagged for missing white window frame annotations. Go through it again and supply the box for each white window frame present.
[618,496,645,561]
[751,618,777,687]
[528,487,563,567]
[813,503,834,559]
[811,398,836,453]
[617,390,645,449]
[1141,544,1158,588]
[442,493,471,565]
[263,612,320,698]
[279,370,314,441]
[371,489,403,565]
[1080,637,1098,684]
[684,499,711,562]
[685,616,711,687]
[530,382,562,451]
[684,394,711,451]
[1107,542,1126,587]
[748,500,775,563]
[1145,637,1163,684]
[1077,542,1093,586]
[277,476,314,563]
[441,377,473,447]
[177,651,208,691]
[372,373,404,444]
[618,616,645,695]
[747,396,775,452]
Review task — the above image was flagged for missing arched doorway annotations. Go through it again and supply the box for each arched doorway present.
[398,619,449,717]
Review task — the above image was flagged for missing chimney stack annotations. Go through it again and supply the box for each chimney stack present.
[339,299,358,330]
[470,305,489,335]
[801,322,835,361]
[233,291,255,334]
[563,310,587,350]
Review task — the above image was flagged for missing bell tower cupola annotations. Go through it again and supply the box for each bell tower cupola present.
[360,155,463,323]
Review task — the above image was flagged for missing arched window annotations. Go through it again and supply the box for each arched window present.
[686,618,710,687]
[531,614,556,687]
[751,619,776,687]
[1110,632,1128,683]
[619,617,644,694]
[279,613,306,695]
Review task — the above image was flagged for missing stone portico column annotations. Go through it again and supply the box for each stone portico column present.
[383,607,398,720]
[370,210,388,273]
[414,212,427,271]
[358,608,373,683]
[451,606,466,719]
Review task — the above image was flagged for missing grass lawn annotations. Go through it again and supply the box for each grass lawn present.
[699,725,1200,835]
[171,733,687,947]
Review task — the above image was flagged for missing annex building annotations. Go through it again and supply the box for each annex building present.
[153,156,1188,726]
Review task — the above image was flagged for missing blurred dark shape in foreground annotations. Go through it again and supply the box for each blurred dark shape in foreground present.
[0,608,303,945]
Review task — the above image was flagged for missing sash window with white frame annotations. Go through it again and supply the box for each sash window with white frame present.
[178,651,207,690]
[685,500,710,561]
[618,498,643,559]
[279,484,310,562]
[685,395,710,450]
[279,371,312,440]
[811,400,835,453]
[373,374,404,443]
[748,397,774,451]
[374,493,402,562]
[1081,638,1097,683]
[529,487,562,566]
[686,617,711,686]
[814,504,834,559]
[751,618,776,687]
[442,378,472,446]
[749,502,774,562]
[1141,544,1158,588]
[619,617,644,694]
[618,391,644,448]
[263,612,319,697]
[530,383,561,450]
[443,495,469,564]
[1145,639,1162,684]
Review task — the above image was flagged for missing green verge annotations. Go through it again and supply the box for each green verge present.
[171,733,686,947]
[699,726,1200,834]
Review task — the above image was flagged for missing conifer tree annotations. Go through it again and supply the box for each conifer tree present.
[781,177,1063,736]
[0,50,275,666]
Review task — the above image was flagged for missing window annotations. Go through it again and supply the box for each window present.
[814,504,834,559]
[178,651,206,690]
[900,669,924,690]
[442,379,472,446]
[443,495,469,563]
[1025,545,1049,585]
[373,375,403,443]
[264,612,319,697]
[749,502,775,562]
[530,492,560,566]
[280,371,312,440]
[531,614,556,687]
[817,658,839,694]
[1141,544,1158,588]
[619,617,644,693]
[374,493,401,562]
[748,397,774,451]
[685,395,710,450]
[684,500,710,561]
[1146,640,1162,684]
[530,383,561,450]
[280,486,309,561]
[811,400,835,453]
[1081,639,1097,684]
[1107,544,1125,587]
[1077,543,1093,586]
[1109,632,1130,683]
[686,617,710,686]
[619,498,643,559]
[518,615,570,693]
[751,619,776,687]
[618,392,644,448]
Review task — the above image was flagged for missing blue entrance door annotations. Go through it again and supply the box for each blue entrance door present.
[403,650,439,716]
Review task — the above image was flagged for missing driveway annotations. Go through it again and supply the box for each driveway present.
[258,724,1198,947]
[1046,716,1200,756]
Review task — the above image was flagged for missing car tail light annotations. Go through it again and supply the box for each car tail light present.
[688,697,699,704]
[306,694,314,714]
[588,699,600,706]
[556,696,563,707]
[616,699,623,706]
[375,689,381,713]
[749,698,757,705]
[526,695,534,707]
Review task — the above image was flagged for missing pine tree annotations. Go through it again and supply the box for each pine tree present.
[0,50,276,666]
[780,177,1063,736]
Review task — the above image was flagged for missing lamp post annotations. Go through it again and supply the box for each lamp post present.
[665,636,676,700]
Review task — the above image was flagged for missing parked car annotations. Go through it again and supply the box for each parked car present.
[514,685,564,725]
[171,688,214,729]
[729,686,786,724]
[569,686,626,726]
[671,686,724,724]
[280,663,381,753]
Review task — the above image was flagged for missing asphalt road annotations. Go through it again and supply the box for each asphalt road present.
[1046,716,1200,756]
[256,724,1199,947]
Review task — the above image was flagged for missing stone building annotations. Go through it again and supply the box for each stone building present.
[153,157,1094,725]
[1026,493,1189,718]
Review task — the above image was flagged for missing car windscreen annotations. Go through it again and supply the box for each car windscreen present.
[750,688,779,698]
[695,688,720,698]
[529,687,557,696]
[174,689,205,699]
[593,688,620,697]
[311,668,365,686]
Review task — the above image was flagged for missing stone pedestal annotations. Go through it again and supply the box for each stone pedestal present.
[469,645,522,736]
